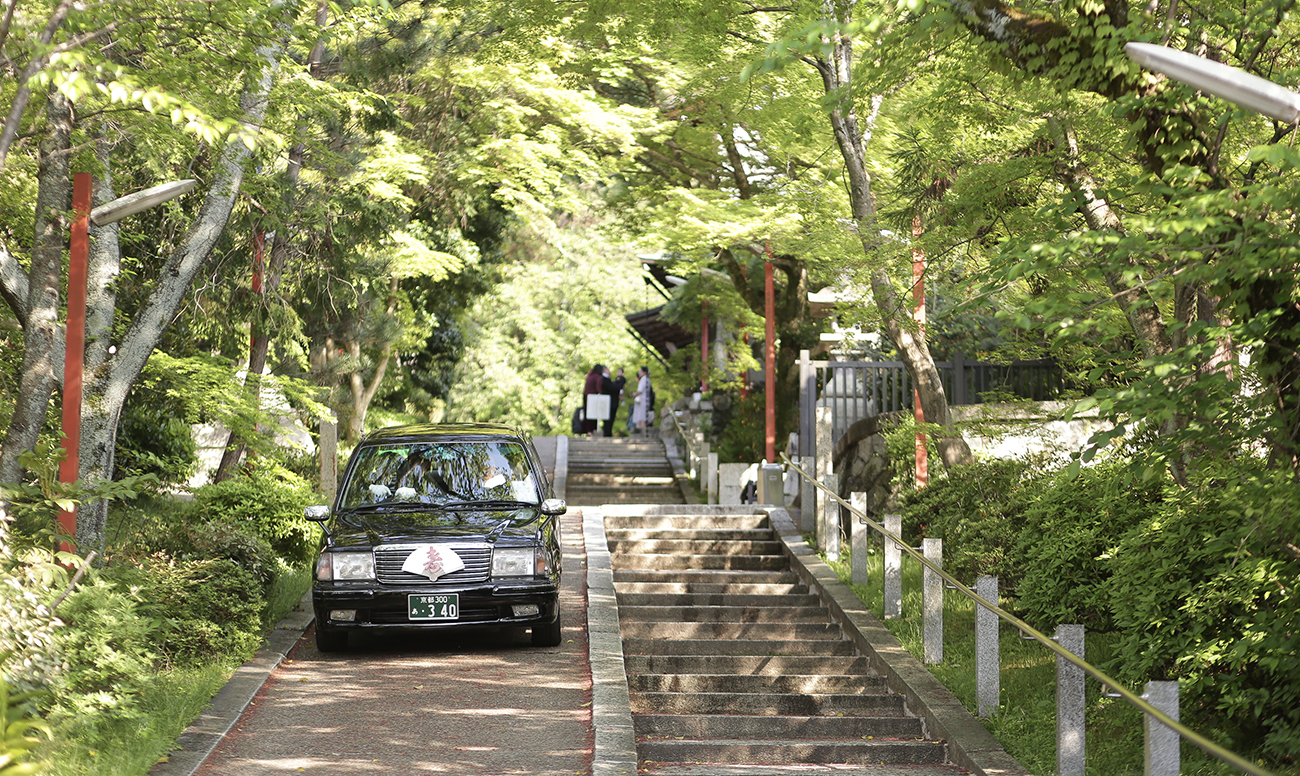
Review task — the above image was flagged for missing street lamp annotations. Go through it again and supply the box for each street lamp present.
[59,175,197,551]
[1125,42,1300,124]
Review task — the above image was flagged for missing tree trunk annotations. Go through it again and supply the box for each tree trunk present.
[213,0,328,483]
[0,92,72,486]
[75,39,283,552]
[813,10,974,468]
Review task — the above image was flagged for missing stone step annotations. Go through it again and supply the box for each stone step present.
[568,491,685,505]
[607,528,775,541]
[613,569,799,585]
[609,539,785,556]
[632,691,915,717]
[619,606,829,624]
[618,621,840,641]
[622,638,855,656]
[617,592,822,608]
[637,738,948,766]
[616,582,808,596]
[625,655,875,676]
[635,712,923,738]
[612,554,787,572]
[628,673,890,695]
[571,474,676,486]
[604,515,770,530]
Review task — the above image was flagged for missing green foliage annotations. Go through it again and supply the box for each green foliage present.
[1013,461,1162,631]
[0,667,50,776]
[116,557,264,667]
[711,392,767,463]
[899,454,1049,584]
[187,463,320,566]
[445,212,648,435]
[1108,462,1300,762]
[48,578,158,722]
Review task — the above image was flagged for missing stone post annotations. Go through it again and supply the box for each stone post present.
[815,406,833,553]
[1144,681,1180,776]
[823,473,839,561]
[976,575,1000,717]
[850,492,868,586]
[883,513,902,619]
[1057,624,1086,776]
[705,450,718,505]
[922,538,943,664]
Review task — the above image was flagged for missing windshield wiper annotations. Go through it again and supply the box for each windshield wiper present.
[451,500,536,509]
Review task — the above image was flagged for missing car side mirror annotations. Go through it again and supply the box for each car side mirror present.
[540,498,567,516]
[304,505,330,522]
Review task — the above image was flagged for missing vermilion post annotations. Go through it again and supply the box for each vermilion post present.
[912,214,928,489]
[59,172,92,551]
[764,245,776,463]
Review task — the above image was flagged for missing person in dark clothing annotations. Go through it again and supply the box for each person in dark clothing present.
[582,364,604,436]
[602,367,626,437]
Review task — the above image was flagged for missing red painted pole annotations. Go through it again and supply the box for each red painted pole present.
[58,172,92,551]
[764,245,776,463]
[912,214,928,489]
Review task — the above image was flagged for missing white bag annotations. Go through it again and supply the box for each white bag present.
[586,393,611,421]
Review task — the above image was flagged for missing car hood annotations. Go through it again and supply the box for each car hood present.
[328,505,544,546]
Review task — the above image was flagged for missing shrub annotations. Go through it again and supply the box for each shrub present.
[899,455,1050,588]
[1012,461,1162,631]
[49,576,158,721]
[189,463,320,565]
[713,392,766,464]
[1107,462,1300,764]
[119,555,265,666]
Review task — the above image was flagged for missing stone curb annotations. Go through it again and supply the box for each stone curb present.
[583,505,639,776]
[763,507,1033,776]
[149,591,315,776]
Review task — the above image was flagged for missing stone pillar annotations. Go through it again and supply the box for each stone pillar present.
[1144,681,1180,776]
[976,575,1000,718]
[823,473,839,562]
[815,406,832,553]
[705,450,718,505]
[922,538,943,664]
[1057,624,1086,776]
[850,492,868,586]
[883,513,902,619]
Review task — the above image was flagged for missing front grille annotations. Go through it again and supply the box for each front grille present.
[375,543,491,585]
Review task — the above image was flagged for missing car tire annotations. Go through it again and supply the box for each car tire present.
[316,625,348,652]
[530,611,562,647]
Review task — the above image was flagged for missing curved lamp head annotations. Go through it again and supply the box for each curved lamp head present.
[1125,42,1300,124]
[90,179,198,226]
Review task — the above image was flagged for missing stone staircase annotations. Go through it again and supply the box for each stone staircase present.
[567,436,684,506]
[607,506,959,774]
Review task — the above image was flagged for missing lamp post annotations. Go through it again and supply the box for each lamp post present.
[1124,42,1300,124]
[764,243,776,464]
[58,176,197,552]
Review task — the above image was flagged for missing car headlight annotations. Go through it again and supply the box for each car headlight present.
[317,551,375,581]
[492,547,536,577]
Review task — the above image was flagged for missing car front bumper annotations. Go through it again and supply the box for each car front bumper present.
[313,580,560,633]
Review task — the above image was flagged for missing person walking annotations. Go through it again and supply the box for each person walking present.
[603,366,626,437]
[582,364,604,436]
[630,366,651,434]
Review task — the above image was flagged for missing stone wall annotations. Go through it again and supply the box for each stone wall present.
[833,402,1109,515]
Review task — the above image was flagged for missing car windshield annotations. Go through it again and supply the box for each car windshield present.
[338,440,541,511]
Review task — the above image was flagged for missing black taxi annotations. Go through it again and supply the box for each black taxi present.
[306,423,565,651]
